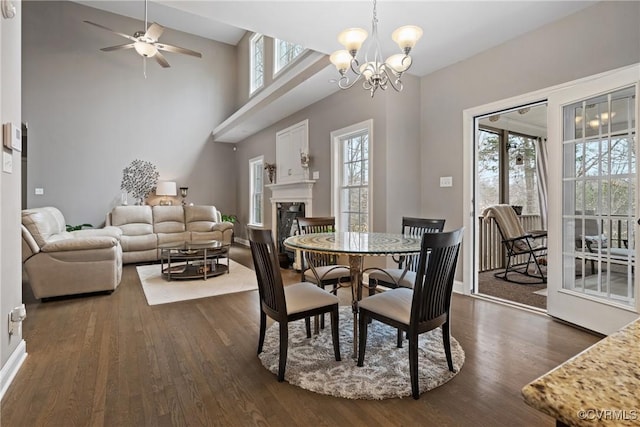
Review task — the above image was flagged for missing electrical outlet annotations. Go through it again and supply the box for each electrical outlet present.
[35,188,44,195]
[440,176,453,187]
[312,171,319,180]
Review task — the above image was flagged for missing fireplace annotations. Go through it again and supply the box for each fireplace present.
[266,179,315,270]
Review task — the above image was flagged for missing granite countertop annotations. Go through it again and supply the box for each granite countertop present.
[522,318,640,426]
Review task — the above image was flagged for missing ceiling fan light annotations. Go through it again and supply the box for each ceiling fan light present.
[134,41,157,57]
[391,25,423,53]
[337,28,368,55]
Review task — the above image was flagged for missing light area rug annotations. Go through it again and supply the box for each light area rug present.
[136,260,258,305]
[259,306,465,400]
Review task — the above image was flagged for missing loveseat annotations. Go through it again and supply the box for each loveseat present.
[106,205,234,264]
[21,207,123,299]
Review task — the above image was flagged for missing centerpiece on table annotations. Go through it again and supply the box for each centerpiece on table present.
[120,159,159,205]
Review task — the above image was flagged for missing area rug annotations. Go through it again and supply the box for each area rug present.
[533,288,548,296]
[258,306,464,399]
[136,260,258,305]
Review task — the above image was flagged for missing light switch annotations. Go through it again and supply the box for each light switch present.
[2,151,12,173]
[439,176,453,187]
[35,188,44,195]
[312,171,319,180]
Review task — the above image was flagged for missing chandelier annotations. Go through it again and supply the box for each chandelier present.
[329,0,422,97]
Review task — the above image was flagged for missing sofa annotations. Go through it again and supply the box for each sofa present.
[106,205,234,264]
[21,207,123,299]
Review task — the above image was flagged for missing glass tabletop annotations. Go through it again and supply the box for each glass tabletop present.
[158,240,227,251]
[284,232,421,256]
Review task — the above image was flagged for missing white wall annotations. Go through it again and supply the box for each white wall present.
[1,0,25,394]
[22,1,239,226]
[420,1,640,272]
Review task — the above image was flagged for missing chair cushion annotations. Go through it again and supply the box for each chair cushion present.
[284,282,339,315]
[368,268,416,289]
[358,288,413,325]
[303,265,350,283]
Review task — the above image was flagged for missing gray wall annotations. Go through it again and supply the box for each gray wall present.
[420,0,640,235]
[234,75,421,241]
[22,1,239,226]
[1,0,23,373]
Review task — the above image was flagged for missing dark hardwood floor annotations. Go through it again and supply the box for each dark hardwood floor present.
[2,245,600,426]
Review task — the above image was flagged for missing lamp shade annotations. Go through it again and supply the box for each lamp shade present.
[156,181,177,196]
[330,50,352,72]
[391,25,423,52]
[385,54,412,73]
[338,28,368,53]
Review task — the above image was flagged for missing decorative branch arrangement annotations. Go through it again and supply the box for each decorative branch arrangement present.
[120,159,159,204]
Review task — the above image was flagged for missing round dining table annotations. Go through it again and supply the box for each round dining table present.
[284,231,422,357]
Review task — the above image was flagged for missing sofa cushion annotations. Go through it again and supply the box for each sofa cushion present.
[185,205,220,231]
[153,206,186,234]
[22,208,67,248]
[111,206,153,235]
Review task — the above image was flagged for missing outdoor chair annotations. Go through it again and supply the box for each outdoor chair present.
[248,227,341,382]
[482,204,547,284]
[357,228,464,399]
[367,217,445,295]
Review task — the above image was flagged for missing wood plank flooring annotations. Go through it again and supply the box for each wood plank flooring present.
[2,245,600,426]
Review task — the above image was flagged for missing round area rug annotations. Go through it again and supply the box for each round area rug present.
[258,306,465,399]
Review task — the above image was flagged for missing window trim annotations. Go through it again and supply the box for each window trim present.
[249,155,264,226]
[250,33,264,95]
[273,38,305,77]
[330,119,373,232]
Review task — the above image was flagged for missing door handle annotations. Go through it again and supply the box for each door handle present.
[637,218,640,225]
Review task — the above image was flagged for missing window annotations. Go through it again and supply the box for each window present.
[249,156,264,226]
[331,120,372,232]
[274,39,304,74]
[477,126,541,215]
[250,34,264,94]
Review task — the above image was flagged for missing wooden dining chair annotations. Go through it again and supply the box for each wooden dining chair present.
[367,217,445,295]
[357,228,464,399]
[296,217,351,294]
[248,227,341,382]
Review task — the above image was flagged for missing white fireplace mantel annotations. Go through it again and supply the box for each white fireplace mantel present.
[266,180,315,270]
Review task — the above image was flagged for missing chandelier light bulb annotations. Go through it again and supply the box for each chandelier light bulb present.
[338,28,368,55]
[385,54,412,73]
[391,25,423,53]
[134,41,157,57]
[359,61,381,80]
[330,50,353,73]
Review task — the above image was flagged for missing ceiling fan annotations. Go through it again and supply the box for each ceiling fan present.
[84,0,201,69]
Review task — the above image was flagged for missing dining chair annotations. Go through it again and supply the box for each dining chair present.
[367,217,445,295]
[248,227,341,382]
[296,217,351,329]
[357,228,463,400]
[482,204,547,284]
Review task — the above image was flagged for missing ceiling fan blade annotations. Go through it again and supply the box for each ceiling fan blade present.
[156,43,202,58]
[84,21,137,42]
[154,51,171,68]
[100,43,135,52]
[145,22,164,42]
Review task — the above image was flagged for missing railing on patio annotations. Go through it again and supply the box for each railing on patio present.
[478,214,542,272]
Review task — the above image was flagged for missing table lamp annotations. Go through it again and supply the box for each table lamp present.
[156,181,177,205]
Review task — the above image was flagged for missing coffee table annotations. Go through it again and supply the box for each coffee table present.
[159,240,230,281]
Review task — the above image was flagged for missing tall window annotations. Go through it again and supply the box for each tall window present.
[331,120,372,232]
[274,39,304,74]
[249,156,264,226]
[250,34,264,94]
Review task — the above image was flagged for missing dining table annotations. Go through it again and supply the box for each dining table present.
[284,231,422,357]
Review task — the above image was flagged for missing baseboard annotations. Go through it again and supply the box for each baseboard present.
[0,339,27,401]
[452,279,465,295]
[235,237,249,247]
